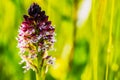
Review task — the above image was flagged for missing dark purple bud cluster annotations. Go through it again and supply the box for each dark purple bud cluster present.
[28,3,41,17]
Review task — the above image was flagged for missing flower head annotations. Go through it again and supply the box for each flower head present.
[17,3,55,72]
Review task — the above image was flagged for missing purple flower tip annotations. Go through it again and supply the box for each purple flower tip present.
[28,3,41,17]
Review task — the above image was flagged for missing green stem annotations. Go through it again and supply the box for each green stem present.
[36,52,46,80]
[105,0,114,80]
[69,0,78,67]
[36,68,45,80]
[36,71,42,80]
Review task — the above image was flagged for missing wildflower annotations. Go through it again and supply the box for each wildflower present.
[45,56,56,65]
[17,3,55,73]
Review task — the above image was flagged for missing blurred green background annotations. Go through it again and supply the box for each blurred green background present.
[0,0,120,80]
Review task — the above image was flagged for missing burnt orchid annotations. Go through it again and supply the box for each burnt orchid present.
[17,3,56,80]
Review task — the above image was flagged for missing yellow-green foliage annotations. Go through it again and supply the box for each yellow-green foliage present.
[0,0,120,80]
